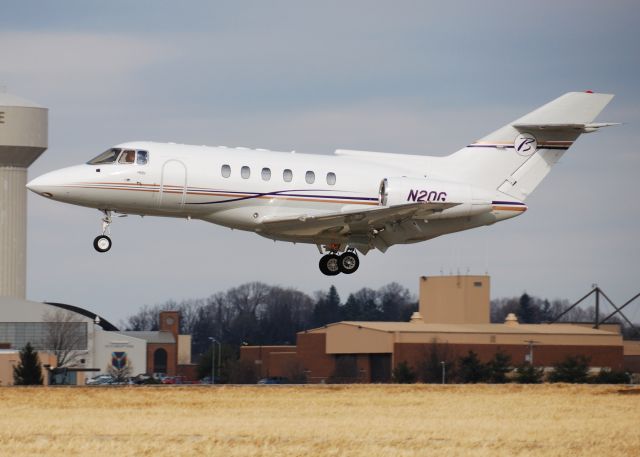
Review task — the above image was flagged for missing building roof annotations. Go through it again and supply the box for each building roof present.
[0,297,117,330]
[117,331,175,344]
[44,302,118,331]
[0,92,43,108]
[308,321,620,336]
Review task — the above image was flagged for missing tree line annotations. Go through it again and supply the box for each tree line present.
[122,282,418,356]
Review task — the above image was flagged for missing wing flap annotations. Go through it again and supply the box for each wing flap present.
[258,201,459,235]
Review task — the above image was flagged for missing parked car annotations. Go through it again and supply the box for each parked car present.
[257,377,289,385]
[86,375,114,385]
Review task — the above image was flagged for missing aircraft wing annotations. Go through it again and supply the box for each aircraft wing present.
[257,201,459,241]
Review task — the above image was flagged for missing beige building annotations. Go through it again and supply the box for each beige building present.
[241,275,629,383]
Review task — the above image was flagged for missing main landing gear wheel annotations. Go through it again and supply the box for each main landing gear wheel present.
[93,235,112,253]
[339,252,359,274]
[319,254,340,276]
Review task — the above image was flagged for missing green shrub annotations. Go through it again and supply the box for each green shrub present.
[514,364,544,384]
[590,369,629,384]
[548,355,590,383]
[393,361,417,384]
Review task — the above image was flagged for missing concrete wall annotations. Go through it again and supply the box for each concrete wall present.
[419,275,490,324]
[178,335,192,364]
[94,330,147,377]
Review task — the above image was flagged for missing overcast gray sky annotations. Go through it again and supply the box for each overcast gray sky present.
[2,1,639,324]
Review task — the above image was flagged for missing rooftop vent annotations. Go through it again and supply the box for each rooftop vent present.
[504,313,519,327]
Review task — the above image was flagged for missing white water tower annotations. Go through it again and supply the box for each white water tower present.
[0,92,48,298]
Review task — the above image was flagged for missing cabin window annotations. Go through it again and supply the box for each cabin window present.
[221,164,231,178]
[118,150,136,164]
[305,171,315,184]
[283,169,293,182]
[87,148,121,165]
[261,167,271,181]
[241,166,250,179]
[326,172,336,185]
[137,150,149,165]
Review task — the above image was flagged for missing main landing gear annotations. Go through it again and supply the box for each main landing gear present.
[318,247,360,276]
[93,210,113,253]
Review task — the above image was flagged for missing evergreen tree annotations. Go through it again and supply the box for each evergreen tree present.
[458,350,488,383]
[13,342,44,386]
[487,350,512,383]
[312,286,341,327]
[514,364,545,384]
[518,293,535,323]
[548,355,591,383]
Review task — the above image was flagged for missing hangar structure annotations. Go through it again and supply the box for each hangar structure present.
[241,276,629,383]
[0,297,195,385]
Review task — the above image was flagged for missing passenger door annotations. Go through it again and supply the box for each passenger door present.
[157,159,187,211]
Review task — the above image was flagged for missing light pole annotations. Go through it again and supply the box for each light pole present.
[208,337,221,384]
[440,361,446,384]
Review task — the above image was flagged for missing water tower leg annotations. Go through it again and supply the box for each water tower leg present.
[0,166,27,298]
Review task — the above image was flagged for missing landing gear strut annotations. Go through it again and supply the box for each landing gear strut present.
[318,247,359,276]
[93,210,113,253]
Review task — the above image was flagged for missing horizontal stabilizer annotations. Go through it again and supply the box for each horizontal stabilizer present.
[513,122,620,133]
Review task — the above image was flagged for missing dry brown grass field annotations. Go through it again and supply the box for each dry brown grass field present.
[0,384,638,457]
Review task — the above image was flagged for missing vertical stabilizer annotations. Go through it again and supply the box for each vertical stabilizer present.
[445,92,615,200]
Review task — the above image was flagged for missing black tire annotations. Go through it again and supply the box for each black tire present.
[93,235,112,253]
[319,254,340,276]
[339,252,359,274]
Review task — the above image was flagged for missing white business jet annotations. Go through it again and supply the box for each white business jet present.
[27,92,616,275]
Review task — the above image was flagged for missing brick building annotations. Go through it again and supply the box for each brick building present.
[241,276,628,383]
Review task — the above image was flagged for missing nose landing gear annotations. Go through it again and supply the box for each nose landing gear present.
[93,210,113,253]
[318,247,360,276]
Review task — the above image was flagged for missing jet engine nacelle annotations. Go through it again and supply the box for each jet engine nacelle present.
[379,177,494,219]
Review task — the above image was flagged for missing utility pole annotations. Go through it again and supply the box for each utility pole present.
[524,340,540,365]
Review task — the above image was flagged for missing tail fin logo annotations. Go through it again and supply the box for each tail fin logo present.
[514,133,537,156]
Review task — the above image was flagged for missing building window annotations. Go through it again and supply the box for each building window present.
[305,171,315,184]
[0,322,87,351]
[326,172,336,185]
[261,167,271,181]
[283,169,293,182]
[221,164,231,178]
[153,348,168,374]
[241,166,250,179]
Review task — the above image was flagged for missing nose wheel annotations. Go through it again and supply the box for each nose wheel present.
[94,210,113,253]
[93,235,112,252]
[319,249,360,275]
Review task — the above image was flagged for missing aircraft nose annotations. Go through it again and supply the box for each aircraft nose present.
[26,170,64,198]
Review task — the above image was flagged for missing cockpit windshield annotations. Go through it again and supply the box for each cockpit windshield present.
[88,148,121,165]
[87,148,149,165]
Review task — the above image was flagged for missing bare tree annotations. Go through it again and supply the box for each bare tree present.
[42,310,88,368]
[107,363,133,383]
